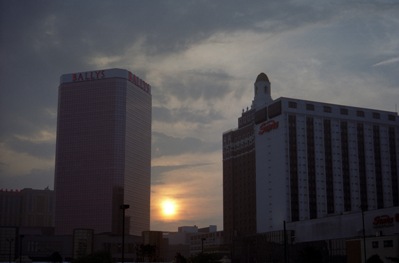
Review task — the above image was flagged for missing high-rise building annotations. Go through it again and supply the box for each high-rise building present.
[223,73,399,243]
[222,73,271,243]
[0,188,54,227]
[54,68,151,236]
[222,103,256,243]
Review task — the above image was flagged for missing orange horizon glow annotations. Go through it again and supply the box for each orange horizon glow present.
[150,152,223,230]
[160,199,178,220]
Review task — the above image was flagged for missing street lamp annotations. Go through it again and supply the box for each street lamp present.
[19,235,24,263]
[6,238,14,263]
[201,238,206,254]
[120,204,130,263]
[284,221,288,263]
[360,205,367,263]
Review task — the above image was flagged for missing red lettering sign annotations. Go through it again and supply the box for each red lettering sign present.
[128,72,151,94]
[259,120,279,135]
[72,70,105,82]
[373,215,394,228]
[70,70,151,94]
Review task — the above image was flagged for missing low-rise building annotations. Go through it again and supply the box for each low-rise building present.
[0,188,54,228]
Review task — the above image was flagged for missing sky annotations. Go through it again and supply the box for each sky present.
[0,0,398,232]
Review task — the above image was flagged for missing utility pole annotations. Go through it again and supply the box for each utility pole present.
[201,238,206,253]
[120,204,130,263]
[19,235,24,263]
[361,206,367,263]
[284,221,288,263]
[6,238,13,263]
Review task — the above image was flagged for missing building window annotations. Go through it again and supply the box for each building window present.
[323,106,332,113]
[388,114,396,121]
[340,108,349,115]
[306,117,317,219]
[255,107,268,124]
[341,121,351,211]
[268,101,282,118]
[373,125,383,209]
[306,104,315,111]
[288,101,297,109]
[357,123,368,209]
[357,110,365,117]
[324,119,334,214]
[373,112,380,119]
[389,127,398,206]
[383,240,393,248]
[288,115,299,222]
[372,241,379,248]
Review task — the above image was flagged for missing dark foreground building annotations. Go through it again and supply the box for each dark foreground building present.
[0,188,54,228]
[54,68,151,236]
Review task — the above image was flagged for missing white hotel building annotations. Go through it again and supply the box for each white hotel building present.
[223,73,399,245]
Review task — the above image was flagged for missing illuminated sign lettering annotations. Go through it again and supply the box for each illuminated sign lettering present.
[373,214,398,228]
[258,120,279,135]
[72,70,105,81]
[128,72,151,93]
[67,69,151,94]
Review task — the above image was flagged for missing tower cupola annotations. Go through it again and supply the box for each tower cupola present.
[252,72,272,109]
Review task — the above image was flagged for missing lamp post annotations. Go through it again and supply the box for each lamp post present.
[19,235,24,263]
[6,238,13,263]
[120,204,130,263]
[201,238,206,254]
[284,221,288,263]
[361,206,367,263]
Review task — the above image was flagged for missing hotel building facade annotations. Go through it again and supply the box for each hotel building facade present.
[54,68,151,236]
[223,73,399,244]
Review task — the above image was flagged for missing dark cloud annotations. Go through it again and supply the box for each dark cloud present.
[153,105,223,124]
[0,168,54,190]
[152,70,232,126]
[4,137,55,159]
[0,0,367,141]
[152,131,219,158]
[156,70,233,101]
[151,162,213,185]
[152,107,173,123]
[1,0,396,156]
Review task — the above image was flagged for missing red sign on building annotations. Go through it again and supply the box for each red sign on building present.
[72,70,105,82]
[373,214,399,228]
[258,120,279,135]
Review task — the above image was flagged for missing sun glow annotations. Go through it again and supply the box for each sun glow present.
[161,199,177,218]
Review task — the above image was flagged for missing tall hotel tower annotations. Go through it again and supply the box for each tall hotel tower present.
[223,73,399,243]
[54,68,151,236]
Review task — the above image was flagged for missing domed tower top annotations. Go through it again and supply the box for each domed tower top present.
[252,72,272,109]
[255,72,270,83]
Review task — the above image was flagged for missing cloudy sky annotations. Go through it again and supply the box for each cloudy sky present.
[0,0,398,232]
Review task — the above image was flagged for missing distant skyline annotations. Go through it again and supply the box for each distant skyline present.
[1,0,398,232]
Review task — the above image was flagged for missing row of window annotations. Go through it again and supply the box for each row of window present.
[289,115,399,219]
[288,101,397,121]
[372,239,394,248]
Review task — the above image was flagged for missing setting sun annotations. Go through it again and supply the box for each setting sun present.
[161,199,177,217]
